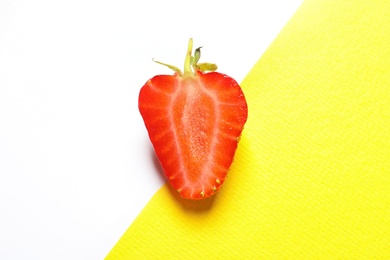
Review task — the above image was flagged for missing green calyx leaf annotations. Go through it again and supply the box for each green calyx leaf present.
[190,47,218,72]
[153,38,218,78]
[196,62,218,72]
[192,47,202,67]
[152,58,182,75]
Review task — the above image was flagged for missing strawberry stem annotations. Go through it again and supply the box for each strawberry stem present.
[183,38,194,78]
[152,38,217,76]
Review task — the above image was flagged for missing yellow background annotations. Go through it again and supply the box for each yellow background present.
[107,0,390,258]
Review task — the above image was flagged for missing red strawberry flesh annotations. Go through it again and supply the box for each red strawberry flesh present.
[139,39,248,199]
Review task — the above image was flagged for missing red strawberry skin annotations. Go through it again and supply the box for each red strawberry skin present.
[138,41,248,200]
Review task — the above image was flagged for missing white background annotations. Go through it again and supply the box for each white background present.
[0,0,302,259]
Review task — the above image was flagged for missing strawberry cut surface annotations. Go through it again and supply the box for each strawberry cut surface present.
[138,39,248,200]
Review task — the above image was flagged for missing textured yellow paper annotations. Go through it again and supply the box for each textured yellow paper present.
[107,0,390,258]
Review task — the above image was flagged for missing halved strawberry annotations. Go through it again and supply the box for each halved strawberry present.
[138,39,248,200]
